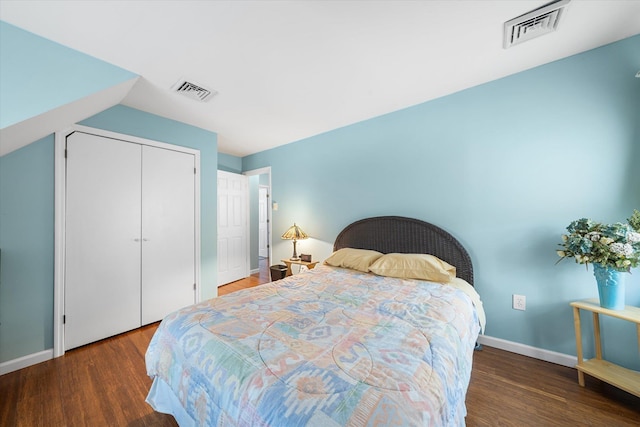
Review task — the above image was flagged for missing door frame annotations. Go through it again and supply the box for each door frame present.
[243,167,272,270]
[257,185,270,259]
[53,125,201,357]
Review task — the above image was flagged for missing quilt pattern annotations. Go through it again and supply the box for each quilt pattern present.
[146,266,480,426]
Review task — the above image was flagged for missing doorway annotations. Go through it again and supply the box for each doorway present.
[244,167,272,279]
[258,185,269,258]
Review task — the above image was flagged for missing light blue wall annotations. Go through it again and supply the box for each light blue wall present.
[0,21,136,129]
[244,35,640,369]
[0,136,55,362]
[218,152,243,173]
[80,105,218,300]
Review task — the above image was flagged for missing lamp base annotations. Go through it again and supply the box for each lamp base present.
[290,257,300,261]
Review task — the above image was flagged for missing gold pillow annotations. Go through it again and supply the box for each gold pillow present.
[368,253,456,282]
[324,248,384,272]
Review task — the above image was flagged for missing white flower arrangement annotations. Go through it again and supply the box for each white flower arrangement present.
[557,210,640,272]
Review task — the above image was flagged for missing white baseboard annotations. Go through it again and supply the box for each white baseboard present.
[0,349,54,375]
[250,268,260,275]
[478,335,577,368]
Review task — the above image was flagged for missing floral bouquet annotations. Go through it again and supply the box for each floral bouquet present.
[556,210,640,272]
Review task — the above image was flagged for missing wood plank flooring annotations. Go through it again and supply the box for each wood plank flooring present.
[2,260,638,426]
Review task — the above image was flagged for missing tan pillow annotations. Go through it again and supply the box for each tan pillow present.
[368,253,456,282]
[324,248,383,272]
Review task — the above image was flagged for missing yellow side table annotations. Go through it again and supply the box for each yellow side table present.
[570,299,640,397]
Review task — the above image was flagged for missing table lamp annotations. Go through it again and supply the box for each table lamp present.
[281,223,308,260]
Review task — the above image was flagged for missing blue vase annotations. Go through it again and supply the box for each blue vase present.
[593,263,626,310]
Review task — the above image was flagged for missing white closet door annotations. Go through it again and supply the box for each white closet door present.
[141,146,196,324]
[217,171,249,285]
[65,132,142,350]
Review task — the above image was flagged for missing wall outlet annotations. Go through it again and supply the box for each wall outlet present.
[513,294,526,311]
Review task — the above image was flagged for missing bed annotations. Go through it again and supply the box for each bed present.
[145,216,484,426]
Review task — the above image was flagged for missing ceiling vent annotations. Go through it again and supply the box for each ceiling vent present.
[504,0,571,49]
[171,78,217,102]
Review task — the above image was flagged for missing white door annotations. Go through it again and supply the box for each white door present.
[141,146,196,324]
[65,132,142,350]
[217,170,249,286]
[258,186,269,258]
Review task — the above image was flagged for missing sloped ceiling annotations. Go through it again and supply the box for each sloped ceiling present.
[0,79,138,156]
[1,1,639,157]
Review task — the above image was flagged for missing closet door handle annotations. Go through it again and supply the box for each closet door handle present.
[143,238,149,242]
[134,238,141,242]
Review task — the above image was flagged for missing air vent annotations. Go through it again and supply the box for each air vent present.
[504,0,571,49]
[171,78,217,102]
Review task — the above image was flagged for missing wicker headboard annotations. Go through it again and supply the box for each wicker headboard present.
[333,216,474,286]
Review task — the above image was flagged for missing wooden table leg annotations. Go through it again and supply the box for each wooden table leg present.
[593,312,602,360]
[572,306,585,386]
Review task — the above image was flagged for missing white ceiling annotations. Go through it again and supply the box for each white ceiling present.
[1,1,639,157]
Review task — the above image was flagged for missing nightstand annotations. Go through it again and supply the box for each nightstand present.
[281,259,318,277]
[570,299,640,397]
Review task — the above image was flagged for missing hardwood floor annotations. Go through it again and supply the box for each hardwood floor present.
[2,261,638,426]
[215,257,270,296]
[466,346,639,426]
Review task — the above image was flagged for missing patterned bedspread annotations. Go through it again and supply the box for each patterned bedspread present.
[146,265,481,426]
